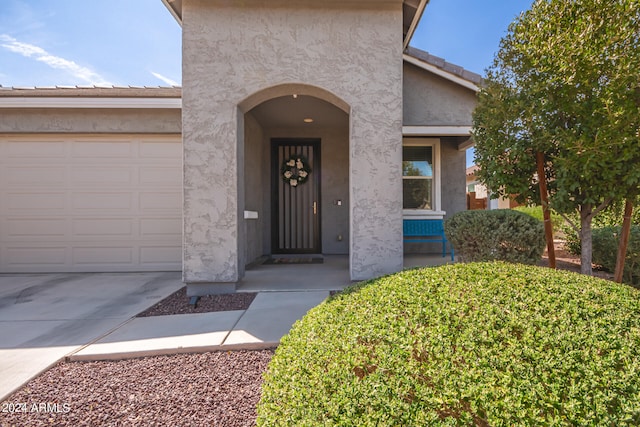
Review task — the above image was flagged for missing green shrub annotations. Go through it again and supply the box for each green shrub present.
[513,205,564,234]
[592,225,640,286]
[258,263,640,426]
[562,202,640,256]
[444,209,545,264]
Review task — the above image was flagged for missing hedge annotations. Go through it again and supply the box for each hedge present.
[257,263,640,426]
[444,209,546,264]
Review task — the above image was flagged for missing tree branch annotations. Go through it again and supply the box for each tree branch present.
[590,197,614,220]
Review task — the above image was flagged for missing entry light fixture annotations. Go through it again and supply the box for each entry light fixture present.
[293,94,298,99]
[303,118,314,123]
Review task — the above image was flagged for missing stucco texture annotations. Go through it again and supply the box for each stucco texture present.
[0,109,181,134]
[182,0,404,284]
[403,62,477,126]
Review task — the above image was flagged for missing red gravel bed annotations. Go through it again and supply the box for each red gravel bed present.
[137,287,257,317]
[0,350,273,427]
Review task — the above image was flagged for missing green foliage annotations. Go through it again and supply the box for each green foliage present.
[257,263,640,426]
[472,0,640,271]
[563,201,640,255]
[444,209,545,264]
[473,0,640,213]
[512,205,564,234]
[591,226,640,286]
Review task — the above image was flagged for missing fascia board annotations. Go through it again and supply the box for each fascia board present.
[403,0,429,50]
[403,125,472,136]
[0,97,182,109]
[403,54,480,92]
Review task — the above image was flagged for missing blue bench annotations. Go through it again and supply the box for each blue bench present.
[403,219,454,261]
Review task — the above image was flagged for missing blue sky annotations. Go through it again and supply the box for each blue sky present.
[0,0,533,87]
[0,0,533,165]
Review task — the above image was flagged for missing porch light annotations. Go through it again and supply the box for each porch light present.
[293,94,298,99]
[303,118,314,123]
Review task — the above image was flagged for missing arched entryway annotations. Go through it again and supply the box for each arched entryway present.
[238,84,350,266]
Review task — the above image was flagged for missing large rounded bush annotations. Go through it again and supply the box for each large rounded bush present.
[258,263,640,426]
[444,209,546,264]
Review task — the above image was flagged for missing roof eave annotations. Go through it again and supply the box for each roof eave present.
[403,53,481,92]
[403,0,428,50]
[0,97,182,109]
[161,0,183,25]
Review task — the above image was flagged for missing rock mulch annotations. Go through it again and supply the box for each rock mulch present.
[137,287,257,317]
[0,350,273,427]
[1,245,617,427]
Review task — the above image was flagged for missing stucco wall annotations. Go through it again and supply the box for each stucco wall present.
[403,62,477,126]
[182,0,404,284]
[0,109,182,134]
[261,127,350,255]
[441,138,467,216]
[244,113,265,264]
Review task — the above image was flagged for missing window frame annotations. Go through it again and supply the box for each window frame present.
[402,137,442,216]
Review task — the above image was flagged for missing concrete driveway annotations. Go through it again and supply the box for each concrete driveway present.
[0,272,183,401]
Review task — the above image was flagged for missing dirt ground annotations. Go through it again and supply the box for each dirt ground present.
[538,240,614,281]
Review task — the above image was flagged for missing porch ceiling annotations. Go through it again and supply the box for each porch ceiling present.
[249,95,348,129]
[161,0,428,48]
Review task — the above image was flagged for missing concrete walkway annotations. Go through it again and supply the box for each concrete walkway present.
[0,254,453,402]
[0,272,184,402]
[70,291,329,360]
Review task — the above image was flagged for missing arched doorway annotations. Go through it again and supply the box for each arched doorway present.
[238,85,349,264]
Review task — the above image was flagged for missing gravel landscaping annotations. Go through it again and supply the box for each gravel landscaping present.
[137,287,257,317]
[0,245,619,426]
[1,350,273,427]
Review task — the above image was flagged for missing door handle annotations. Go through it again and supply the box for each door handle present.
[313,202,317,215]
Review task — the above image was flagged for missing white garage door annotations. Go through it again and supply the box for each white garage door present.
[0,135,182,273]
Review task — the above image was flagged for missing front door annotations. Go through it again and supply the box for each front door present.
[271,139,321,254]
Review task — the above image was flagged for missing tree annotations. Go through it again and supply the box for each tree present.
[472,0,640,275]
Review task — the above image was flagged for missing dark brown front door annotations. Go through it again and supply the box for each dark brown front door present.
[271,139,321,254]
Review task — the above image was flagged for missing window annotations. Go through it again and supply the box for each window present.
[403,145,433,209]
[402,138,441,213]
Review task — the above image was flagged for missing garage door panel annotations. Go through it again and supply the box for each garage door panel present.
[3,141,67,158]
[72,192,133,210]
[5,167,67,186]
[72,247,134,265]
[140,218,181,238]
[71,168,134,186]
[139,167,182,185]
[72,219,134,237]
[140,140,182,158]
[5,246,68,267]
[72,141,133,158]
[0,135,182,273]
[5,218,67,238]
[6,193,67,211]
[140,246,182,265]
[139,192,182,212]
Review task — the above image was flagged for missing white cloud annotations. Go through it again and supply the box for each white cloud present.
[0,34,112,86]
[151,71,179,86]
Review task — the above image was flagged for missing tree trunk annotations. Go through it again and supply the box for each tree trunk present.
[579,204,593,275]
[614,199,634,283]
[536,152,555,268]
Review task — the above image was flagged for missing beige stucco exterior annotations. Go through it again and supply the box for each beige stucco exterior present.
[181,0,405,289]
[0,109,181,134]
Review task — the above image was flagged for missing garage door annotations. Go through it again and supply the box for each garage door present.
[0,135,182,273]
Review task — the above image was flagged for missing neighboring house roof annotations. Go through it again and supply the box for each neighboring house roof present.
[160,0,429,49]
[404,46,482,92]
[0,86,181,109]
